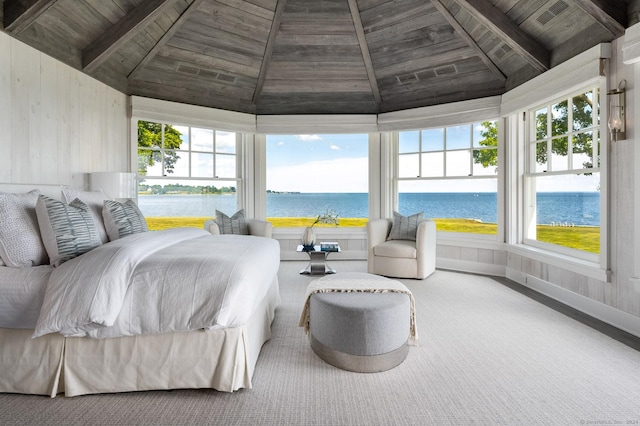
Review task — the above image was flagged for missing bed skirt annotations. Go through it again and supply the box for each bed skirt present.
[0,277,279,397]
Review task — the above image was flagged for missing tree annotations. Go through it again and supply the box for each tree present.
[137,121,183,175]
[472,120,498,170]
[473,92,595,171]
[534,95,594,169]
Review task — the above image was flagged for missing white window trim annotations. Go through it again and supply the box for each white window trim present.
[522,80,606,266]
[394,120,502,240]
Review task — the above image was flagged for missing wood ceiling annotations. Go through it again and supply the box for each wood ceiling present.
[1,0,632,115]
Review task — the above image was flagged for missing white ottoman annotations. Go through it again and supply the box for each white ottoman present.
[305,272,414,373]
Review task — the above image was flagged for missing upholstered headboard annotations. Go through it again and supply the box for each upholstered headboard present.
[0,183,68,200]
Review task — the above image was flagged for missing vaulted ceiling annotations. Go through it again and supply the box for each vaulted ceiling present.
[1,0,632,115]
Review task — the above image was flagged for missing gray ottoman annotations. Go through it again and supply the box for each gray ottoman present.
[308,273,411,373]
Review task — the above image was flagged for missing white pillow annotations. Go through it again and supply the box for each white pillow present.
[61,188,109,244]
[36,195,102,266]
[102,199,148,241]
[0,190,49,267]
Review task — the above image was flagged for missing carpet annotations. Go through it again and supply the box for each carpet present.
[1,261,639,425]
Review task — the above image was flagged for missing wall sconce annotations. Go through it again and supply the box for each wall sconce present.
[89,172,137,200]
[607,80,626,142]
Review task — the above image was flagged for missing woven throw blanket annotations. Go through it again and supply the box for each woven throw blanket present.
[298,276,419,346]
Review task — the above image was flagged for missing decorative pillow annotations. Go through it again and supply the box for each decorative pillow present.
[0,190,49,267]
[387,211,424,241]
[102,199,148,241]
[215,209,248,235]
[36,195,102,266]
[61,187,109,244]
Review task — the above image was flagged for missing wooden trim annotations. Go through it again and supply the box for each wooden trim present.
[83,0,172,73]
[453,0,550,72]
[253,0,287,103]
[128,0,206,80]
[573,0,627,36]
[431,0,506,82]
[3,0,56,34]
[347,0,381,106]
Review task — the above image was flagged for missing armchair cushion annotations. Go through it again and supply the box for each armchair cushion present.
[373,240,417,259]
[387,211,424,241]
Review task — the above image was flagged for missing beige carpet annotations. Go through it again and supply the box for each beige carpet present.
[2,261,640,425]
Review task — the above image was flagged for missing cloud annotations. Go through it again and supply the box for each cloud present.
[267,157,368,193]
[330,144,341,150]
[277,141,285,146]
[296,134,322,142]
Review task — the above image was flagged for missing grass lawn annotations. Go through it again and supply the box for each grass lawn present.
[145,217,599,254]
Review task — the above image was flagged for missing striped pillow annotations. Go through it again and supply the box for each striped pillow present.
[36,195,102,266]
[387,211,424,241]
[61,188,109,244]
[102,199,148,241]
[215,209,248,235]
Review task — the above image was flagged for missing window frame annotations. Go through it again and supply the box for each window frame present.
[522,85,603,263]
[134,119,245,213]
[395,120,502,240]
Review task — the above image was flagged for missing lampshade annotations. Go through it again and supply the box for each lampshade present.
[89,172,137,199]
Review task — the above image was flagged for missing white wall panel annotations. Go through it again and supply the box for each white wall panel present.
[0,32,128,189]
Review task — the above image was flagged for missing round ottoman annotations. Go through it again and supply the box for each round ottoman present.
[309,281,411,373]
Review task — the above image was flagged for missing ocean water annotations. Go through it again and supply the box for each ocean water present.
[138,192,600,226]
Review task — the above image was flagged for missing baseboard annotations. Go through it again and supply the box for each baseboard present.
[506,268,640,339]
[436,258,506,277]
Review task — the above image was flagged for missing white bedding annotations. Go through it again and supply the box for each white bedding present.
[33,228,280,339]
[0,265,52,329]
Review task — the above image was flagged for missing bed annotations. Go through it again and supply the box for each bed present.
[0,184,280,397]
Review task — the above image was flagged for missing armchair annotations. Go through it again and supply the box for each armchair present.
[366,218,436,279]
[204,219,273,238]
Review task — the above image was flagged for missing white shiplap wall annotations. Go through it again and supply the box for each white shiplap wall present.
[2,29,639,337]
[0,31,128,189]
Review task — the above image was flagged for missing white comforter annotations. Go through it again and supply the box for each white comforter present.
[33,228,280,339]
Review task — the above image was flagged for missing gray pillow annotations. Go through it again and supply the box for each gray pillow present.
[102,199,148,241]
[61,188,109,244]
[0,190,49,267]
[215,209,248,235]
[387,211,424,241]
[36,195,102,266]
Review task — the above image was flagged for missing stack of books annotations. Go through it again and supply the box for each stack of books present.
[320,242,339,252]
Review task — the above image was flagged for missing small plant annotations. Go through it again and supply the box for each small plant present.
[310,209,340,227]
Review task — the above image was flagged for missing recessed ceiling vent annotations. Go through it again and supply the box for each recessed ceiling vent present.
[537,0,569,26]
[396,64,458,84]
[177,64,199,75]
[434,64,457,76]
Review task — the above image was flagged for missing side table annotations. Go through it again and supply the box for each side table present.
[297,244,341,275]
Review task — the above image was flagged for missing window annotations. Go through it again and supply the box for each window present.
[136,120,240,229]
[398,121,498,235]
[265,134,369,227]
[524,87,601,257]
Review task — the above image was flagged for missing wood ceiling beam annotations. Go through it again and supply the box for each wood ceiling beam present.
[128,0,206,81]
[347,0,382,107]
[431,0,506,83]
[3,0,57,34]
[83,0,173,73]
[573,0,627,37]
[453,0,550,72]
[253,0,287,104]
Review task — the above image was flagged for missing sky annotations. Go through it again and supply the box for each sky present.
[266,134,369,193]
[265,133,600,193]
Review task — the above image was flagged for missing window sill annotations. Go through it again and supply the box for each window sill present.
[508,243,610,282]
